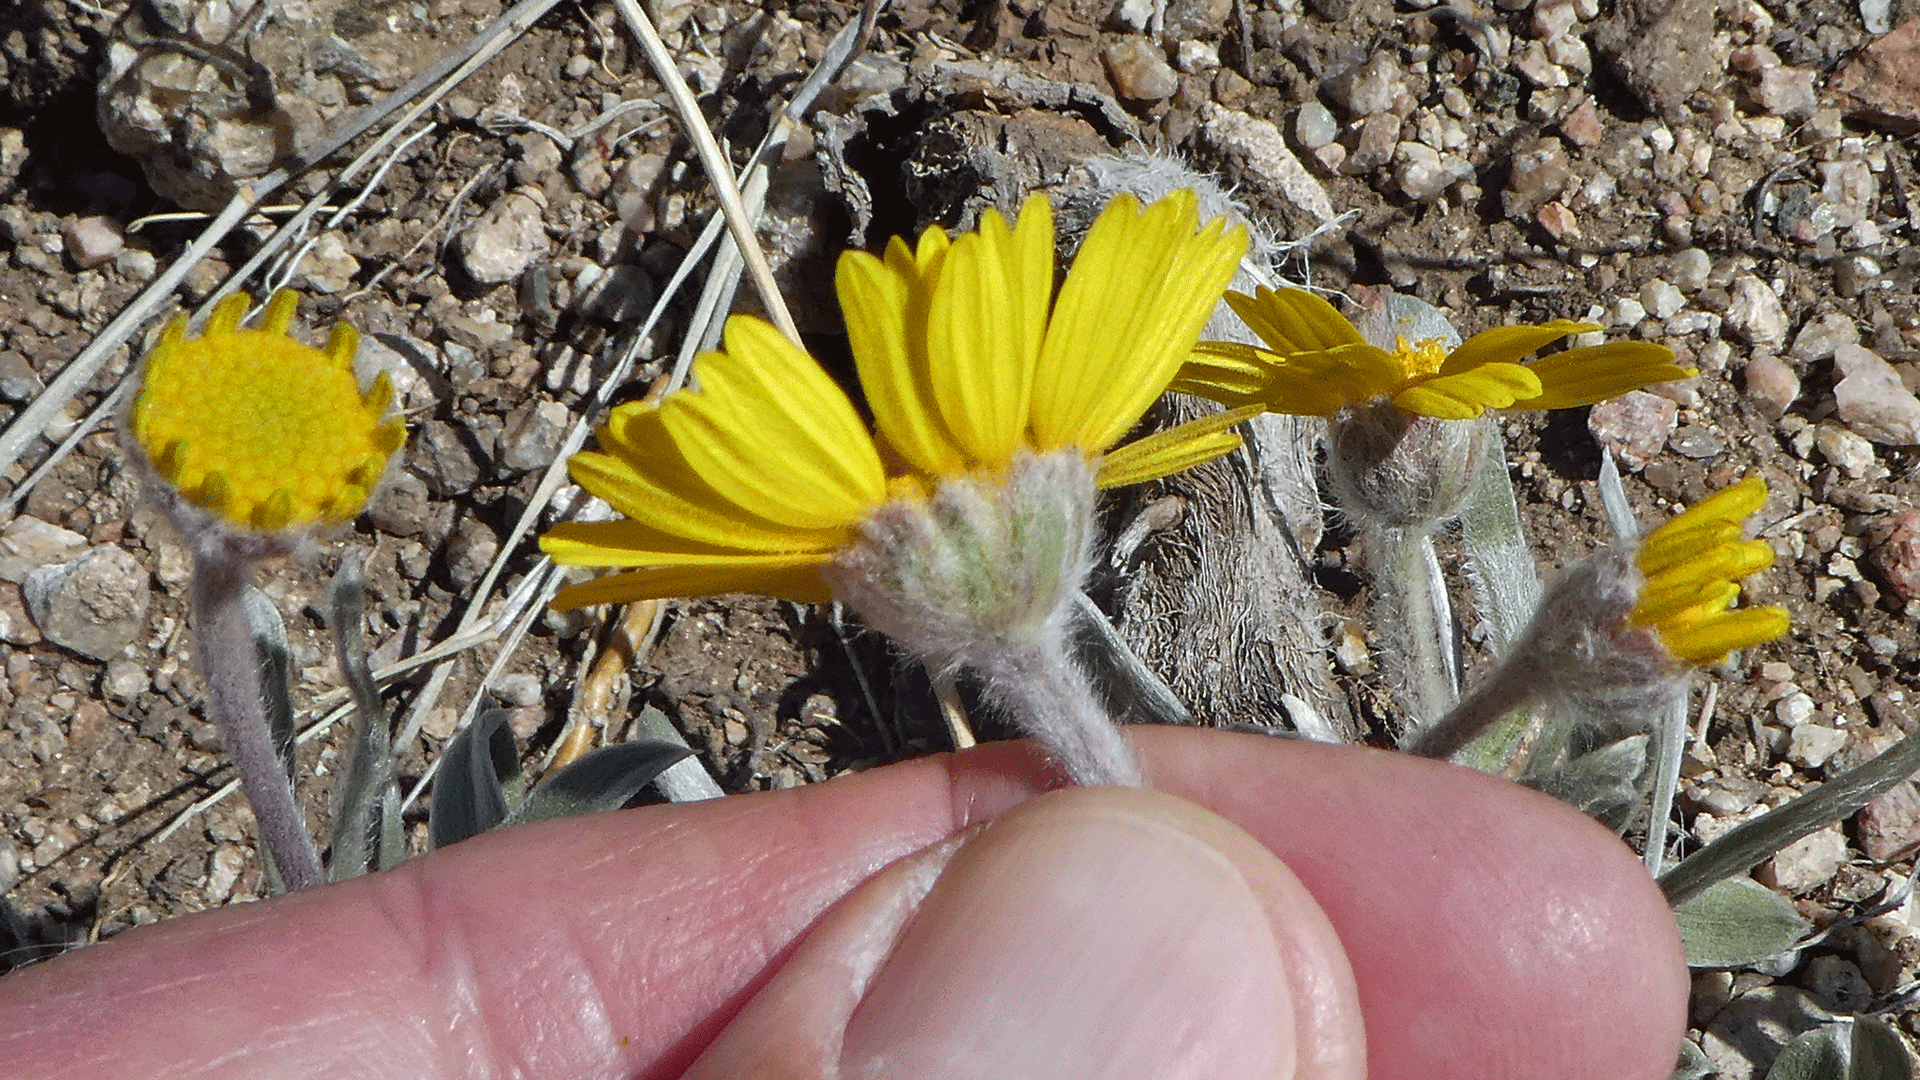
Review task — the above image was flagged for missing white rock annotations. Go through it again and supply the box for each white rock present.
[1818,159,1876,231]
[0,515,88,584]
[1514,40,1568,87]
[1112,0,1155,31]
[1789,310,1859,362]
[22,545,152,661]
[1758,823,1849,894]
[1814,423,1877,478]
[1834,343,1920,445]
[1199,105,1335,223]
[1175,39,1219,73]
[298,230,359,294]
[1774,690,1817,726]
[1393,141,1470,202]
[1727,274,1790,347]
[1640,279,1685,320]
[459,187,549,285]
[1671,248,1712,290]
[1787,725,1850,769]
[1294,101,1339,149]
[1612,296,1648,327]
[1328,53,1405,117]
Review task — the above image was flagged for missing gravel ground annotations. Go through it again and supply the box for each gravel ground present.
[2,0,1920,1074]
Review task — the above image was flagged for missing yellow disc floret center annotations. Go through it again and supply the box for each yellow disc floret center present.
[1394,336,1452,381]
[129,290,404,534]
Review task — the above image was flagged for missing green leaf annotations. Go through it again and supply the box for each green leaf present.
[1662,721,1920,906]
[509,740,695,825]
[429,709,519,849]
[1852,1016,1917,1080]
[1673,877,1812,969]
[1765,1029,1847,1080]
[326,555,400,881]
[1533,734,1649,832]
[241,586,296,777]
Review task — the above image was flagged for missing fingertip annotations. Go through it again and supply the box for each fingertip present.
[683,785,1365,1080]
[1131,730,1688,1080]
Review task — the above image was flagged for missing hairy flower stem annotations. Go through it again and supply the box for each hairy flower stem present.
[1371,525,1460,731]
[974,628,1143,788]
[1404,649,1542,760]
[190,544,323,890]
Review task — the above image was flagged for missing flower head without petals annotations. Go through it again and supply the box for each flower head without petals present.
[540,191,1251,609]
[1174,286,1697,420]
[129,289,403,536]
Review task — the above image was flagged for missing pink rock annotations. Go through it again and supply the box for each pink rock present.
[1588,389,1678,469]
[1742,353,1800,419]
[1831,17,1920,133]
[1866,509,1920,604]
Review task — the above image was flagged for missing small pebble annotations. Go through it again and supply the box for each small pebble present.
[1726,274,1790,348]
[1814,424,1877,479]
[1670,248,1712,290]
[1294,101,1339,149]
[1588,390,1677,469]
[1743,354,1800,419]
[1640,279,1684,320]
[1104,38,1178,101]
[61,214,123,269]
[1834,343,1920,445]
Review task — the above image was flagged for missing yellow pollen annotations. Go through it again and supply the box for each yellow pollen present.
[1394,336,1452,380]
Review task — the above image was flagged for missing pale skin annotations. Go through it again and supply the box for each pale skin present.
[0,728,1688,1079]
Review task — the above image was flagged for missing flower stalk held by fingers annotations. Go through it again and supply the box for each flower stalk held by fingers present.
[127,289,403,890]
[1408,477,1791,760]
[541,192,1252,786]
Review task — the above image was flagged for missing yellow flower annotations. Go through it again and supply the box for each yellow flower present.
[1630,476,1790,665]
[128,289,403,534]
[540,191,1251,608]
[1174,286,1697,420]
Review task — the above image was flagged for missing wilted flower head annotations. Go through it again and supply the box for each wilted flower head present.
[1409,476,1790,759]
[1175,287,1696,530]
[1175,286,1696,420]
[540,191,1251,786]
[128,289,402,539]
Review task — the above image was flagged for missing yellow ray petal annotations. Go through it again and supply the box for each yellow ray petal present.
[1648,475,1769,540]
[565,450,841,552]
[1512,342,1697,410]
[1096,405,1262,488]
[1391,363,1543,420]
[1223,288,1368,355]
[551,559,835,609]
[1637,519,1740,575]
[539,519,838,565]
[1660,606,1791,665]
[1437,321,1596,375]
[659,319,886,531]
[924,199,1050,469]
[837,245,966,477]
[1031,192,1248,452]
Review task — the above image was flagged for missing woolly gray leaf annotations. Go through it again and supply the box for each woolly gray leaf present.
[429,709,519,849]
[509,740,695,825]
[1674,877,1811,969]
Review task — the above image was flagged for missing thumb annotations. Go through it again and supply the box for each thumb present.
[681,785,1366,1080]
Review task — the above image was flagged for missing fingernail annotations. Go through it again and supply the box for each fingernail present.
[839,789,1297,1080]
